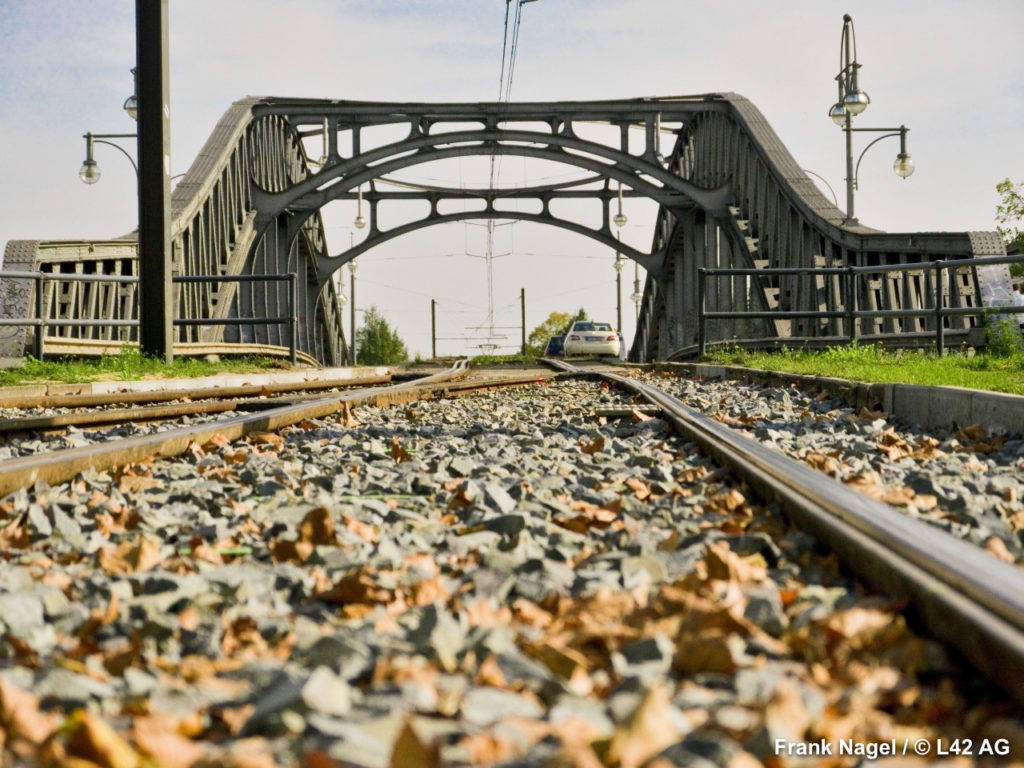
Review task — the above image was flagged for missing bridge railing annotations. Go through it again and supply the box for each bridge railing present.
[0,270,300,363]
[696,253,1024,356]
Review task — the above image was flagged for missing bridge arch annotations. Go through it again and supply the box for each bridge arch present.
[3,94,1006,364]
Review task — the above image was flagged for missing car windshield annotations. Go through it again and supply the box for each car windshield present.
[573,322,612,332]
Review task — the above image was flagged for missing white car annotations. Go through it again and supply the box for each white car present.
[563,321,621,357]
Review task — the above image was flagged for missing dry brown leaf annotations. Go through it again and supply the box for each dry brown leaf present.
[604,685,680,768]
[410,576,450,606]
[630,407,653,423]
[880,486,917,507]
[625,477,651,500]
[342,402,360,428]
[131,714,206,768]
[343,515,377,543]
[391,437,412,463]
[705,541,766,583]
[985,536,1015,563]
[201,433,231,453]
[763,678,810,742]
[674,632,739,675]
[0,676,57,745]
[459,732,521,766]
[63,709,141,768]
[250,431,284,449]
[877,428,913,460]
[463,598,512,628]
[703,488,747,514]
[804,452,840,475]
[97,537,163,575]
[271,538,313,564]
[580,436,605,455]
[0,513,30,549]
[299,508,338,546]
[474,655,507,688]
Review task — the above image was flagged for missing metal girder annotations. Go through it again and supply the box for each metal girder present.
[316,209,668,283]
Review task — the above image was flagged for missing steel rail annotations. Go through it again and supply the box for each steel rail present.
[544,358,1024,706]
[0,360,469,498]
[0,374,394,410]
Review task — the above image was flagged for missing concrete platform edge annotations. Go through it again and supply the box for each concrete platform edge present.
[655,362,1024,434]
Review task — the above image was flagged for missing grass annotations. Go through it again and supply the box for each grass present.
[470,352,540,366]
[0,348,291,387]
[701,343,1024,395]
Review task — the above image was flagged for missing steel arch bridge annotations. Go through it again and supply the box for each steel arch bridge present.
[1,93,1011,363]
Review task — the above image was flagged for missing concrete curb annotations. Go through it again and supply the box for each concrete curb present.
[655,362,1024,434]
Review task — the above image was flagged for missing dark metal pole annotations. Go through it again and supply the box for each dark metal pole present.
[349,265,357,364]
[697,268,707,357]
[844,112,856,224]
[616,265,623,333]
[33,275,44,361]
[520,288,526,355]
[136,0,173,362]
[288,273,298,365]
[431,299,437,359]
[846,266,858,344]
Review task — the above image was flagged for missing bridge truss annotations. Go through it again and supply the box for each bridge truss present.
[1,93,1011,363]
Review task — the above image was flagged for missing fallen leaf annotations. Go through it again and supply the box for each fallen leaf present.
[299,507,338,546]
[250,431,284,448]
[63,709,141,768]
[985,537,1015,563]
[604,685,680,768]
[630,408,653,423]
[580,436,605,455]
[0,676,57,744]
[97,537,163,575]
[131,714,206,768]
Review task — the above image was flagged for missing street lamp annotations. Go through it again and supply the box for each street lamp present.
[123,67,138,121]
[829,13,914,225]
[613,182,627,228]
[354,185,367,229]
[79,132,138,184]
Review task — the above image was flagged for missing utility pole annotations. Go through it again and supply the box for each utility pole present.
[349,260,357,364]
[136,0,173,362]
[431,299,437,359]
[520,288,526,355]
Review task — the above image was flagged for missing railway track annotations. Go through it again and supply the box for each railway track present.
[545,358,1024,706]
[0,360,1020,766]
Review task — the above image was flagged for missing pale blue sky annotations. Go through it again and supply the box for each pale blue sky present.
[2,1,1022,356]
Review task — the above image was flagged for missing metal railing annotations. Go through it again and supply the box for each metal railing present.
[697,254,1024,356]
[0,271,298,363]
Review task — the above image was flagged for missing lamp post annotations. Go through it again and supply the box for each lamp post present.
[630,261,642,321]
[349,258,358,365]
[613,233,624,333]
[79,132,139,184]
[829,13,914,225]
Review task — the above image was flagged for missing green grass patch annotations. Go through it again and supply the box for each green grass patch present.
[702,343,1024,395]
[0,348,291,387]
[470,352,539,366]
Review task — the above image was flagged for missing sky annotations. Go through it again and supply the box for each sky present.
[1,0,1023,359]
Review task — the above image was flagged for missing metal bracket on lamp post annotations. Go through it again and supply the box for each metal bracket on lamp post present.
[828,14,914,226]
[79,132,139,183]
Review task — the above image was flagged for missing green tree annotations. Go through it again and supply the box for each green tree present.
[526,308,589,354]
[355,306,408,364]
[996,178,1024,278]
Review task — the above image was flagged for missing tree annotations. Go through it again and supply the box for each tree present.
[526,308,588,354]
[355,306,408,364]
[996,178,1024,278]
